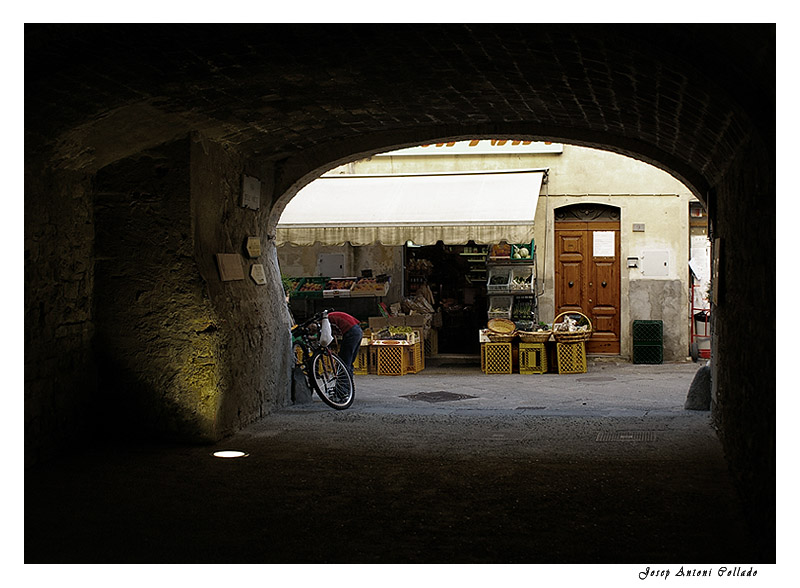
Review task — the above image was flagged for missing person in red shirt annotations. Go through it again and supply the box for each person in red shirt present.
[327,311,363,381]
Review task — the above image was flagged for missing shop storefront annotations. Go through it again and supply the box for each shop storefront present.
[276,169,546,357]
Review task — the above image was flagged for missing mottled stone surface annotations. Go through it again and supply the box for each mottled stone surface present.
[629,279,686,361]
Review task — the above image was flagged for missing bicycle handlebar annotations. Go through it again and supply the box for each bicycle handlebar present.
[293,309,335,330]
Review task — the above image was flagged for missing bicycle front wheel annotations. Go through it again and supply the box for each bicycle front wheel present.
[310,350,355,410]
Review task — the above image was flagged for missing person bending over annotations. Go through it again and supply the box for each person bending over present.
[327,311,363,381]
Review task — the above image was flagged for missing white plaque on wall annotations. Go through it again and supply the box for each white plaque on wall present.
[245,236,261,258]
[250,263,267,285]
[216,253,245,282]
[241,175,261,210]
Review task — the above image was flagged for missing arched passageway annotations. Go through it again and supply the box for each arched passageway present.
[24,24,775,560]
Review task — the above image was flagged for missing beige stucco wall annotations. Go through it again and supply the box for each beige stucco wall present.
[534,193,691,360]
[278,144,697,359]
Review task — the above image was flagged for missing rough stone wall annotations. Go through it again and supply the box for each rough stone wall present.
[24,164,96,466]
[93,138,220,441]
[629,279,686,361]
[711,135,775,560]
[92,135,292,443]
[190,135,293,437]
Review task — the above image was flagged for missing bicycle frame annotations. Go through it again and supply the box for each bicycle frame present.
[290,309,355,410]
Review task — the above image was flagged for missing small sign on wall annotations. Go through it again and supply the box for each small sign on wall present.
[245,236,261,258]
[250,263,267,285]
[593,231,615,257]
[215,253,245,281]
[241,175,261,210]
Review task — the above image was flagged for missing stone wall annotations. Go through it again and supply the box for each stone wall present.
[629,280,685,361]
[93,138,219,441]
[91,135,292,444]
[190,135,293,437]
[711,135,775,559]
[24,164,96,466]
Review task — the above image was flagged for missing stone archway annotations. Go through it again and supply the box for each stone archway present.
[25,24,774,557]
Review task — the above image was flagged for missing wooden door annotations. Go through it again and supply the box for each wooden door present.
[555,214,620,355]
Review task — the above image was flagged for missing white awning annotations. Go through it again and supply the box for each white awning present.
[276,169,545,246]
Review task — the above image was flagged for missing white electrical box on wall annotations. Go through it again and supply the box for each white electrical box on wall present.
[318,253,345,277]
[641,250,670,277]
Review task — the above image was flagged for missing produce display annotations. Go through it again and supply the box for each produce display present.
[373,325,416,341]
[325,279,355,290]
[510,273,533,288]
[283,278,301,292]
[511,298,535,320]
[351,277,378,292]
[299,281,323,292]
[512,246,532,260]
[350,276,390,295]
[489,243,512,258]
[490,274,509,285]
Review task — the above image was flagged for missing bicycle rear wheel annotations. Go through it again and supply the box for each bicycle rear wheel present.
[310,349,355,409]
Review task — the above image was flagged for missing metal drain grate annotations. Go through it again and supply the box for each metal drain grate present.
[400,391,477,403]
[577,376,617,382]
[596,431,657,442]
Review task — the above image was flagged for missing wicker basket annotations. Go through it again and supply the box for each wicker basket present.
[518,330,552,343]
[487,318,516,334]
[486,317,516,341]
[487,332,516,342]
[552,311,593,343]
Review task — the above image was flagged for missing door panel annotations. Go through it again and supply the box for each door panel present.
[555,231,585,312]
[555,218,620,355]
[559,262,583,307]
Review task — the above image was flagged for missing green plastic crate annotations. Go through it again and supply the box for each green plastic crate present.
[633,320,663,344]
[633,344,663,364]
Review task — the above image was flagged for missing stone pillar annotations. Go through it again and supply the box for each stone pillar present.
[710,135,775,560]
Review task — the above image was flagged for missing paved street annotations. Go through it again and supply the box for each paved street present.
[28,359,764,569]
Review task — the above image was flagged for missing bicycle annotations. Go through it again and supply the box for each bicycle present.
[290,309,355,410]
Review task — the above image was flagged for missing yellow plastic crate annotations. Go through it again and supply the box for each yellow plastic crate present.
[556,341,587,374]
[405,341,425,373]
[424,329,438,357]
[353,346,370,375]
[483,342,513,374]
[519,343,547,374]
[376,344,408,376]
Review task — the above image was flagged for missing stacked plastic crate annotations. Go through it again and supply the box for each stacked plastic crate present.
[632,320,663,364]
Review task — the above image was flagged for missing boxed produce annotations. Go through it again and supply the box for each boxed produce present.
[511,242,534,261]
[487,267,511,292]
[488,295,513,319]
[324,278,356,297]
[510,268,534,292]
[350,275,391,297]
[295,277,327,299]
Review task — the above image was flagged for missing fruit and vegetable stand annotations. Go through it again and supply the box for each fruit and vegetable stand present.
[355,317,426,376]
[479,313,592,374]
[285,275,391,324]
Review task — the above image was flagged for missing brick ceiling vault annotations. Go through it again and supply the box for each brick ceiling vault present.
[25,24,774,198]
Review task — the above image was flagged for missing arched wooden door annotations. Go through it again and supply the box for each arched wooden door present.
[554,204,620,355]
